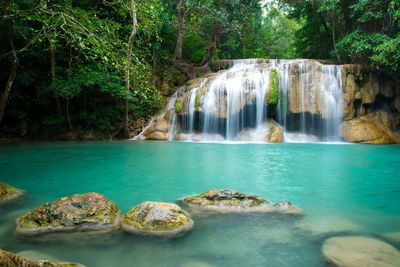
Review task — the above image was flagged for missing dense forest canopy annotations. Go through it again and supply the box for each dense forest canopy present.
[0,0,398,139]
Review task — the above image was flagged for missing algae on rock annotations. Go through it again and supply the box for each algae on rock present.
[0,181,24,204]
[17,192,120,235]
[122,201,193,236]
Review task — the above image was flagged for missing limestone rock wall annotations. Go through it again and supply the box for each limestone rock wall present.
[341,65,400,144]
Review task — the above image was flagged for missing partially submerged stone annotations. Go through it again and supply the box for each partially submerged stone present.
[0,181,24,205]
[322,236,400,267]
[16,192,120,235]
[0,248,85,267]
[179,189,301,214]
[121,201,193,236]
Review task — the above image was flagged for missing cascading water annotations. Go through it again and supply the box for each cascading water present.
[276,60,343,142]
[139,59,344,143]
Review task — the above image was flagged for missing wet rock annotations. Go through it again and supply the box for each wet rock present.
[121,201,193,236]
[342,111,400,144]
[0,248,84,267]
[265,120,284,143]
[322,236,400,267]
[16,192,120,235]
[179,189,301,214]
[234,120,284,143]
[0,181,24,205]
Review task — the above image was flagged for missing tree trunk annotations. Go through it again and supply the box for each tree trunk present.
[330,11,341,63]
[201,25,218,65]
[66,100,73,131]
[49,41,63,117]
[123,0,138,138]
[0,19,17,126]
[173,0,185,61]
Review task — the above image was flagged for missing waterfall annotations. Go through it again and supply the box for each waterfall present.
[137,59,344,143]
[276,60,343,142]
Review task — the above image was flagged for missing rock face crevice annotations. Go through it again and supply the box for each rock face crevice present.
[137,59,400,144]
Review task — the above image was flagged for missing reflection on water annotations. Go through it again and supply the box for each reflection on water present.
[0,141,399,266]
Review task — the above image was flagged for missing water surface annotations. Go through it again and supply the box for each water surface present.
[1,141,399,266]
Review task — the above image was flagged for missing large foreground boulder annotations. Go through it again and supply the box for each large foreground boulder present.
[16,192,120,235]
[0,248,84,267]
[0,181,24,205]
[179,189,301,214]
[322,236,400,267]
[121,201,193,236]
[342,111,400,144]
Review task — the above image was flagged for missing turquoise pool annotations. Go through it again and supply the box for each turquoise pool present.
[1,141,399,266]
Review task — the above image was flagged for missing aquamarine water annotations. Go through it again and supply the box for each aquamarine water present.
[1,141,400,266]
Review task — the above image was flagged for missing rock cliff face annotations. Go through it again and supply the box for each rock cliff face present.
[137,59,400,144]
[340,65,400,143]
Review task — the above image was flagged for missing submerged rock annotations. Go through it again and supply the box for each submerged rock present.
[16,192,120,235]
[121,201,193,236]
[179,189,301,214]
[383,232,400,244]
[322,236,400,267]
[0,248,84,267]
[296,215,361,235]
[0,181,24,205]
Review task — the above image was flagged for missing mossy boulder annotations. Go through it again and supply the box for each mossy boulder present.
[0,181,24,205]
[179,189,301,214]
[0,248,85,267]
[16,192,120,235]
[121,201,193,236]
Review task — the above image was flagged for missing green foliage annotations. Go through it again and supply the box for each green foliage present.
[267,69,279,105]
[280,0,399,78]
[175,102,183,113]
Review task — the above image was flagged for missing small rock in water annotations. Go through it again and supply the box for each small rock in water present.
[16,192,120,235]
[121,201,193,236]
[0,181,24,205]
[179,189,301,214]
[322,236,400,267]
[0,248,85,267]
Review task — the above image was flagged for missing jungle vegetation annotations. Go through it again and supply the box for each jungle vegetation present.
[0,0,398,139]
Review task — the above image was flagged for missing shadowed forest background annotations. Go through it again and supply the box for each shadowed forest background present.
[0,0,398,140]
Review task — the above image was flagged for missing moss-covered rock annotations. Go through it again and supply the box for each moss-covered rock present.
[180,189,301,214]
[122,201,193,236]
[0,181,24,205]
[16,192,120,235]
[0,248,85,267]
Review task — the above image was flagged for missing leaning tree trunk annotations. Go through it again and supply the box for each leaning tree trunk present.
[123,0,138,138]
[173,0,185,61]
[0,19,17,126]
